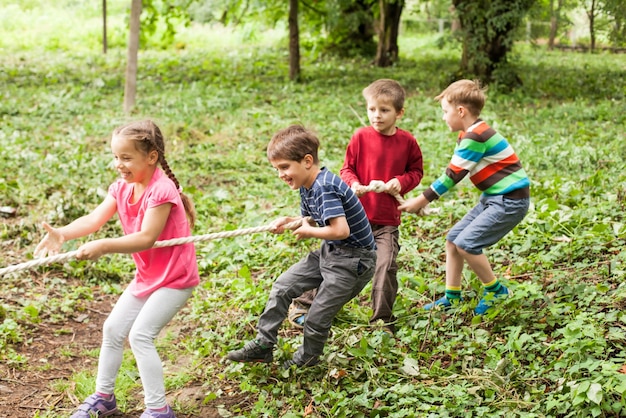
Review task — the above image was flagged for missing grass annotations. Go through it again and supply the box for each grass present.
[2,1,626,417]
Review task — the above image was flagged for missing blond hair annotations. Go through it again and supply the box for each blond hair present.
[362,79,406,112]
[435,79,486,117]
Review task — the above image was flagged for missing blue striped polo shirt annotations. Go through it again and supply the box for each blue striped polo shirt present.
[300,168,375,250]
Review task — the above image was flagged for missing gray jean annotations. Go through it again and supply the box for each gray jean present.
[256,241,376,364]
[294,225,400,328]
[448,194,530,255]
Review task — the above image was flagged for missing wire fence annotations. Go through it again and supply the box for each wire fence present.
[402,18,625,51]
[402,18,553,41]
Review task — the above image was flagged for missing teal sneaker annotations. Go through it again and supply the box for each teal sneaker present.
[424,296,461,311]
[474,285,512,315]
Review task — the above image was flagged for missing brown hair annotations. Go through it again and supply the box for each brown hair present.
[113,120,196,229]
[267,125,320,164]
[435,79,486,117]
[362,79,406,112]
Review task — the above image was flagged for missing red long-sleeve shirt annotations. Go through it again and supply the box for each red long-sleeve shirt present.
[340,126,423,226]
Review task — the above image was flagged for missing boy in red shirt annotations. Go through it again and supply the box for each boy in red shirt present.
[290,79,423,334]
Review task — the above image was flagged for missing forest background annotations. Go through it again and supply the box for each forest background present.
[1,0,625,417]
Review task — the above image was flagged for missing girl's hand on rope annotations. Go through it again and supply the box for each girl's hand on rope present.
[34,222,65,258]
[75,240,106,261]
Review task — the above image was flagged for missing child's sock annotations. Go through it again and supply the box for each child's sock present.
[483,278,503,293]
[96,392,112,400]
[444,286,462,301]
[150,405,169,412]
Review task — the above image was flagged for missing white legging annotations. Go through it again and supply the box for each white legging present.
[95,286,194,409]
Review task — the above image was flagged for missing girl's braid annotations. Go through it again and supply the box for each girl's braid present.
[159,154,196,229]
[158,155,179,191]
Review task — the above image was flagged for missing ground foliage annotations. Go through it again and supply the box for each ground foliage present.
[1,1,626,417]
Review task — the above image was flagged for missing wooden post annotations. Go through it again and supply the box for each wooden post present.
[288,0,300,81]
[123,0,142,113]
[102,0,107,54]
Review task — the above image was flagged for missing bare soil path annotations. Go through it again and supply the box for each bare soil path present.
[0,278,224,418]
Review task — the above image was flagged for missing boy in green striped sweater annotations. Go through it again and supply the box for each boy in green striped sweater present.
[398,79,530,314]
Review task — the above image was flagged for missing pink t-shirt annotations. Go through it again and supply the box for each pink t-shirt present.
[109,168,199,297]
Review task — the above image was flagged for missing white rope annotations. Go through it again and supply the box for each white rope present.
[360,180,438,216]
[1,183,438,277]
[360,180,405,204]
[0,218,307,277]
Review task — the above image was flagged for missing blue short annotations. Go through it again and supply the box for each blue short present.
[447,194,529,255]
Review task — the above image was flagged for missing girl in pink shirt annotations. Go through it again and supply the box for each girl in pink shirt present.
[34,120,198,418]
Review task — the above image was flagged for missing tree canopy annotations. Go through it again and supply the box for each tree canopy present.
[118,0,626,93]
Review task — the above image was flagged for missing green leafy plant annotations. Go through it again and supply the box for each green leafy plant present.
[1,1,626,416]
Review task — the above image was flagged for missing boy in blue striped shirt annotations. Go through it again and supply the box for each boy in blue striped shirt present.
[227,125,377,369]
[399,79,530,315]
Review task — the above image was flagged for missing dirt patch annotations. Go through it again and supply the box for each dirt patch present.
[0,278,225,418]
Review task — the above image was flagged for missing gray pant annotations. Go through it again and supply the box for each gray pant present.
[448,194,530,255]
[369,225,400,327]
[256,241,376,364]
[96,286,194,409]
[293,225,399,328]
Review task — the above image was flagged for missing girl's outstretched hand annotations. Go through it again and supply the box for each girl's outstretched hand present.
[34,222,65,258]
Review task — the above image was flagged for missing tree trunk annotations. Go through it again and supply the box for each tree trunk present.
[587,0,596,52]
[450,5,461,32]
[288,0,300,81]
[321,0,375,57]
[548,15,557,50]
[374,0,404,67]
[124,0,141,114]
[548,0,556,50]
[102,0,107,54]
[453,0,534,84]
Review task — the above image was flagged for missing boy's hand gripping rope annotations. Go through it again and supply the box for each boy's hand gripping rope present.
[360,180,438,216]
[0,218,308,277]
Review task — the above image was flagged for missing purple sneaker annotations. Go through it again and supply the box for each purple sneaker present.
[140,405,176,418]
[70,393,119,417]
